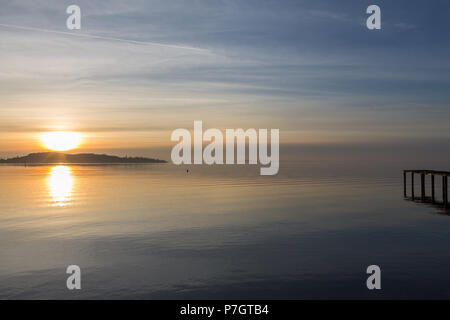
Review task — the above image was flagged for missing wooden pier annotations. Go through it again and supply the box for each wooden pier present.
[404,170,449,208]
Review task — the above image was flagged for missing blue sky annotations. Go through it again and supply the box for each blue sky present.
[0,0,449,158]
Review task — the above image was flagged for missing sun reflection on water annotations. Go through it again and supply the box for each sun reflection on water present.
[48,166,73,206]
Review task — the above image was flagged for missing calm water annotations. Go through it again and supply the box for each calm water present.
[1,162,450,299]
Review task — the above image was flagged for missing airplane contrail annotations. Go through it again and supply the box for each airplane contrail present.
[0,23,210,53]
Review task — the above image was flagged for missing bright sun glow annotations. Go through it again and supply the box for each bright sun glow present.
[42,132,82,151]
[48,166,73,206]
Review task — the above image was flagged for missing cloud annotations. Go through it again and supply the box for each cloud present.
[0,0,449,154]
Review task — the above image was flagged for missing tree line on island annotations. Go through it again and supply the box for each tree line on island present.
[0,152,167,164]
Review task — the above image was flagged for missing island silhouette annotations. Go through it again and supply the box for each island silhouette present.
[0,152,167,164]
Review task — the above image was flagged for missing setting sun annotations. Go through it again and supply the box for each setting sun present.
[41,132,82,151]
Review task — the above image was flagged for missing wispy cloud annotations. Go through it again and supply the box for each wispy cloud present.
[0,0,449,154]
[0,23,210,52]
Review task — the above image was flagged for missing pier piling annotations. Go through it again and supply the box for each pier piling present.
[421,173,425,201]
[403,171,407,197]
[404,170,450,210]
[442,176,448,208]
[431,175,435,203]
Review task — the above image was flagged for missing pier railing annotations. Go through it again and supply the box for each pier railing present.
[403,170,449,208]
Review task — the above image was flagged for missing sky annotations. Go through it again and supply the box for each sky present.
[0,0,449,164]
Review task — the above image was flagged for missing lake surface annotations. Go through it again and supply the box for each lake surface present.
[1,162,450,299]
